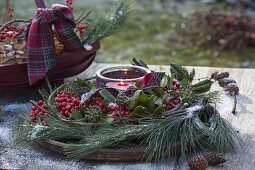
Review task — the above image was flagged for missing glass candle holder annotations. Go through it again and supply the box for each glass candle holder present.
[96,65,151,90]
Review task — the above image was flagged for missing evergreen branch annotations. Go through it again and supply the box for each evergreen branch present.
[142,115,213,162]
[64,125,151,160]
[81,0,131,44]
[15,115,93,145]
[207,114,242,152]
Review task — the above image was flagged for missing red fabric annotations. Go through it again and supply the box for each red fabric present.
[27,5,82,85]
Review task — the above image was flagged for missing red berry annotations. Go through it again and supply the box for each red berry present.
[37,100,44,106]
[62,102,67,107]
[30,116,37,122]
[32,106,37,111]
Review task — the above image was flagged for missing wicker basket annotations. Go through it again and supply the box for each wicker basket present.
[0,0,100,89]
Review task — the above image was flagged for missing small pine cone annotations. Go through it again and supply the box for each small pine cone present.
[116,92,129,106]
[211,72,219,80]
[226,83,239,95]
[188,156,208,170]
[215,72,230,81]
[204,152,226,165]
[218,78,236,87]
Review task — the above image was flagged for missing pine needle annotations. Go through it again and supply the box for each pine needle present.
[64,125,151,160]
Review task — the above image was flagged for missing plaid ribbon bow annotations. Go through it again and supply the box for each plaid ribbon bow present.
[27,4,83,85]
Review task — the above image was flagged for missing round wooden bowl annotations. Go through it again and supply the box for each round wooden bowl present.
[39,140,146,162]
[0,42,100,89]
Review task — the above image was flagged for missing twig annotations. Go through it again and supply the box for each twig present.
[0,19,30,31]
[232,95,237,115]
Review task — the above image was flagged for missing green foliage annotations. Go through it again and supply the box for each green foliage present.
[64,125,151,160]
[192,80,213,93]
[99,89,116,103]
[132,57,149,69]
[170,62,192,83]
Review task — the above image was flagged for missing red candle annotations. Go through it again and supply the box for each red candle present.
[106,81,135,90]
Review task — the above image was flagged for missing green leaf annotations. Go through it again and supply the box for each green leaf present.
[153,105,167,115]
[160,75,174,89]
[129,90,142,109]
[130,106,149,118]
[99,89,116,103]
[189,69,195,82]
[170,62,190,82]
[71,110,83,120]
[193,80,213,93]
[102,99,110,108]
[132,58,149,69]
[76,78,85,87]
[147,96,157,112]
[144,86,164,97]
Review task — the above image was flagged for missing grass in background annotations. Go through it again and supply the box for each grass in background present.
[0,0,254,68]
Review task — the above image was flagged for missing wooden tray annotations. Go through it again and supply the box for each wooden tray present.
[0,42,100,89]
[39,139,182,162]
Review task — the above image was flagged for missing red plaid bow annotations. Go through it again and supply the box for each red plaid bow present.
[27,4,82,85]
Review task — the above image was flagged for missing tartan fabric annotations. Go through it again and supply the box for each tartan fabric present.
[27,5,82,85]
[137,72,165,88]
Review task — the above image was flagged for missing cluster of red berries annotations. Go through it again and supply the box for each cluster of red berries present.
[76,24,88,36]
[163,79,181,110]
[0,25,25,41]
[54,91,81,117]
[108,104,130,121]
[30,100,48,123]
[165,97,180,110]
[85,96,107,113]
[65,0,73,11]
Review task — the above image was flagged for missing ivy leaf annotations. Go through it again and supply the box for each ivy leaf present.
[99,89,116,103]
[153,105,167,115]
[132,58,149,69]
[71,110,83,120]
[189,68,195,82]
[193,79,213,93]
[130,106,149,118]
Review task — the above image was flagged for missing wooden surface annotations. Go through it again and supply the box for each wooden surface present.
[67,63,255,170]
[0,63,254,170]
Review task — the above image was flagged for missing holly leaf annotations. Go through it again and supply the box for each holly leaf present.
[193,79,213,93]
[76,77,85,87]
[170,62,190,82]
[71,110,83,120]
[160,75,173,89]
[130,106,149,118]
[129,90,142,109]
[189,68,195,82]
[147,95,157,112]
[132,58,149,69]
[99,89,116,103]
[102,99,110,108]
[153,105,167,115]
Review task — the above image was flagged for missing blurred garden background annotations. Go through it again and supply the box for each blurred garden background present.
[1,0,255,68]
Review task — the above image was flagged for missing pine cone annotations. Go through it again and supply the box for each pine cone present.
[226,83,239,95]
[218,78,236,87]
[211,72,229,81]
[116,92,129,106]
[204,152,226,165]
[188,156,208,170]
